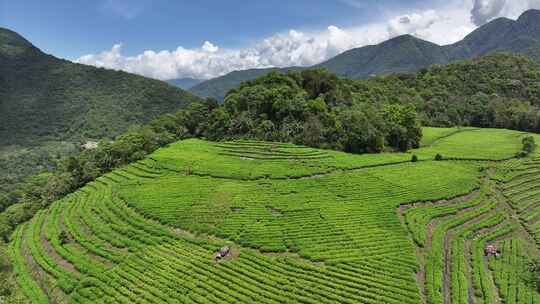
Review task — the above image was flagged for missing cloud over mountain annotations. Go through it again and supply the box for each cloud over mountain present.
[471,0,540,26]
[77,26,384,80]
[76,0,536,80]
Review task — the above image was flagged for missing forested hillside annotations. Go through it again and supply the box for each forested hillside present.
[217,53,540,139]
[317,34,449,79]
[0,27,202,193]
[217,69,422,153]
[166,77,203,90]
[352,53,540,131]
[191,9,540,101]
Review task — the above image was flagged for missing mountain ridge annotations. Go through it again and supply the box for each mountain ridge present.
[190,66,303,100]
[190,9,540,101]
[0,27,202,191]
[0,26,201,145]
[166,77,204,90]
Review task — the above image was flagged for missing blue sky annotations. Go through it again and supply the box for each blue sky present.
[1,0,537,79]
[1,0,416,59]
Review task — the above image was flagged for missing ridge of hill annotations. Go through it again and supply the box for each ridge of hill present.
[189,67,303,101]
[166,77,204,90]
[0,27,201,145]
[318,34,450,79]
[190,9,540,101]
[0,27,202,192]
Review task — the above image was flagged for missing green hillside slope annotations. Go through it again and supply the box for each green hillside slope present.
[318,34,451,79]
[166,77,203,90]
[6,128,540,303]
[190,67,302,101]
[191,9,540,101]
[353,53,540,129]
[0,27,201,144]
[0,27,202,192]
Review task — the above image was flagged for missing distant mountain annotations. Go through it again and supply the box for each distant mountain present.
[190,67,302,101]
[167,77,203,90]
[321,9,540,77]
[0,27,201,145]
[0,27,202,191]
[317,34,450,79]
[191,9,540,101]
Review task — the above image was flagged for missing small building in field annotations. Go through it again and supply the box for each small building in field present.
[213,246,231,262]
[81,141,98,150]
[484,244,501,257]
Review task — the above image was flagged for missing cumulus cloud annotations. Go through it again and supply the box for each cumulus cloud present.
[77,26,385,80]
[387,10,447,41]
[471,0,506,25]
[76,0,537,80]
[471,0,540,25]
[386,5,477,45]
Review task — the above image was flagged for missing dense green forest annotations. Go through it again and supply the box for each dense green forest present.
[352,53,540,131]
[218,69,422,153]
[0,27,202,194]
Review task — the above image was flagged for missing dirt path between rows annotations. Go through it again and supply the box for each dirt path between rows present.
[442,206,500,304]
[493,183,540,256]
[39,220,78,275]
[396,188,482,303]
[22,226,66,303]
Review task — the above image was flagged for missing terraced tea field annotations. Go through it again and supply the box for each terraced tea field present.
[7,128,540,303]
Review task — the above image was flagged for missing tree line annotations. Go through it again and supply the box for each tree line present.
[352,53,540,132]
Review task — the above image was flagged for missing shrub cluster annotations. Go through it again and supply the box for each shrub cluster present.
[517,136,537,157]
[217,70,422,153]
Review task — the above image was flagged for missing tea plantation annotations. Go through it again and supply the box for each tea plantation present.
[8,128,540,303]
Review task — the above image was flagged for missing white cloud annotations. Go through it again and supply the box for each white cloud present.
[387,10,469,45]
[77,26,383,80]
[471,0,540,25]
[76,0,537,80]
[471,0,506,25]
